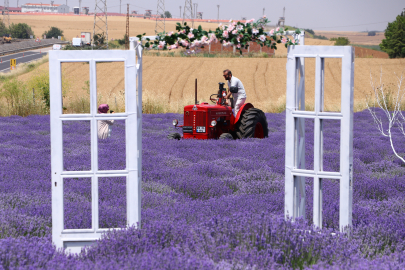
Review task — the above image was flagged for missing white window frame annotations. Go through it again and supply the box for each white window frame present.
[285,46,354,231]
[50,45,143,253]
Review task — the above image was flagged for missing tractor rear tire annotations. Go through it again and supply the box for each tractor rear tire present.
[235,108,268,139]
[167,132,181,140]
[219,133,234,140]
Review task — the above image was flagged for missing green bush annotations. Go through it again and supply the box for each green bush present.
[9,23,34,39]
[313,35,328,40]
[331,37,350,45]
[164,11,172,18]
[368,31,376,36]
[43,26,64,39]
[380,12,405,58]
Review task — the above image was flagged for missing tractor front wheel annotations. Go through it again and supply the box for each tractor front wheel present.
[235,108,268,139]
[219,133,234,140]
[167,132,181,140]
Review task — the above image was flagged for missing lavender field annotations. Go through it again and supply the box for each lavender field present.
[1,111,405,269]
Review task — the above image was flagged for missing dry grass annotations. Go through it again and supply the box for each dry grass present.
[8,55,405,114]
[314,31,385,46]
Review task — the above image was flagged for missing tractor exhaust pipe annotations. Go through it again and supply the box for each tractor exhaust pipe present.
[195,78,198,105]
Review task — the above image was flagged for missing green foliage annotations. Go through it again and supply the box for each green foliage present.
[164,11,172,18]
[368,31,376,36]
[0,21,8,37]
[43,26,64,39]
[304,28,315,35]
[331,37,350,45]
[9,23,34,39]
[117,34,128,46]
[380,14,405,58]
[138,18,300,55]
[313,34,328,40]
[93,32,106,47]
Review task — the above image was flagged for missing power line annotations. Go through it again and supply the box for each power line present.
[155,0,165,34]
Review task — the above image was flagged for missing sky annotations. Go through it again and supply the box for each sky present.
[15,0,405,31]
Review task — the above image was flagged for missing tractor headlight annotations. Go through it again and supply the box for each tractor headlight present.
[173,119,178,126]
[211,120,217,127]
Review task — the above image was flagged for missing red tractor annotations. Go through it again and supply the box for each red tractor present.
[168,82,268,140]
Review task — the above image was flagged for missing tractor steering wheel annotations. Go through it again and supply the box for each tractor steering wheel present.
[209,94,218,104]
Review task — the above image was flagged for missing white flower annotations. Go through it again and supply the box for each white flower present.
[252,28,259,35]
[259,35,266,42]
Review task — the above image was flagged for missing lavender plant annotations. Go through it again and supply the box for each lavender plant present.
[1,111,405,268]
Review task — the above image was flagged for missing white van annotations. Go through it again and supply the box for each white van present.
[72,38,82,47]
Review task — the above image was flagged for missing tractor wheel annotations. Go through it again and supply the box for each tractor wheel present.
[235,108,268,139]
[219,133,234,140]
[167,132,181,140]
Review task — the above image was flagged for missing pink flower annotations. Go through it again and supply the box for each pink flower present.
[276,27,280,32]
[232,21,237,26]
[237,44,241,48]
[228,25,234,32]
[237,25,243,31]
[246,18,254,24]
[269,29,275,35]
[259,35,266,42]
[180,30,186,34]
[232,30,237,35]
[281,37,288,44]
[167,31,173,36]
[262,15,266,18]
[188,32,194,39]
[181,39,189,47]
[158,41,166,48]
[222,30,229,38]
[158,44,164,49]
[201,36,208,43]
[168,44,177,49]
[252,28,259,35]
[229,19,233,22]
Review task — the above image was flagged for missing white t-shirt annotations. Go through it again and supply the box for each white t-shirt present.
[227,76,247,99]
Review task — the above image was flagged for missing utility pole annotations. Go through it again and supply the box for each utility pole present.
[119,0,121,14]
[179,6,181,18]
[79,0,81,15]
[263,7,265,16]
[155,0,165,34]
[193,3,197,19]
[3,0,10,27]
[17,0,19,7]
[92,0,109,48]
[182,0,193,27]
[217,5,219,23]
[125,4,129,49]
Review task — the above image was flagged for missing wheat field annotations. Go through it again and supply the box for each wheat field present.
[10,14,219,41]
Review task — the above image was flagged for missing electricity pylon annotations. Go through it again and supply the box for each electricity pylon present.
[92,0,109,48]
[3,0,10,28]
[182,0,193,28]
[155,0,165,34]
[125,4,129,49]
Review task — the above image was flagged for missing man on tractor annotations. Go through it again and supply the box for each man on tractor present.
[223,69,246,117]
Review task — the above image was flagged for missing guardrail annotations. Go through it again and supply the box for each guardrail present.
[0,39,70,55]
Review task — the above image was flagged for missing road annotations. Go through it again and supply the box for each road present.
[0,50,49,73]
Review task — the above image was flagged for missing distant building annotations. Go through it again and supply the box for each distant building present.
[196,12,202,19]
[0,6,22,12]
[21,3,69,13]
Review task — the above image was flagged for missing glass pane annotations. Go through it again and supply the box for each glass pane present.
[61,62,90,114]
[98,120,126,170]
[99,176,126,228]
[96,62,125,114]
[64,177,92,229]
[63,120,91,171]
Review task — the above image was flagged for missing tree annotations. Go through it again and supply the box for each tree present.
[9,23,34,39]
[380,13,405,58]
[43,26,63,39]
[366,69,405,163]
[164,11,172,18]
[0,21,8,37]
